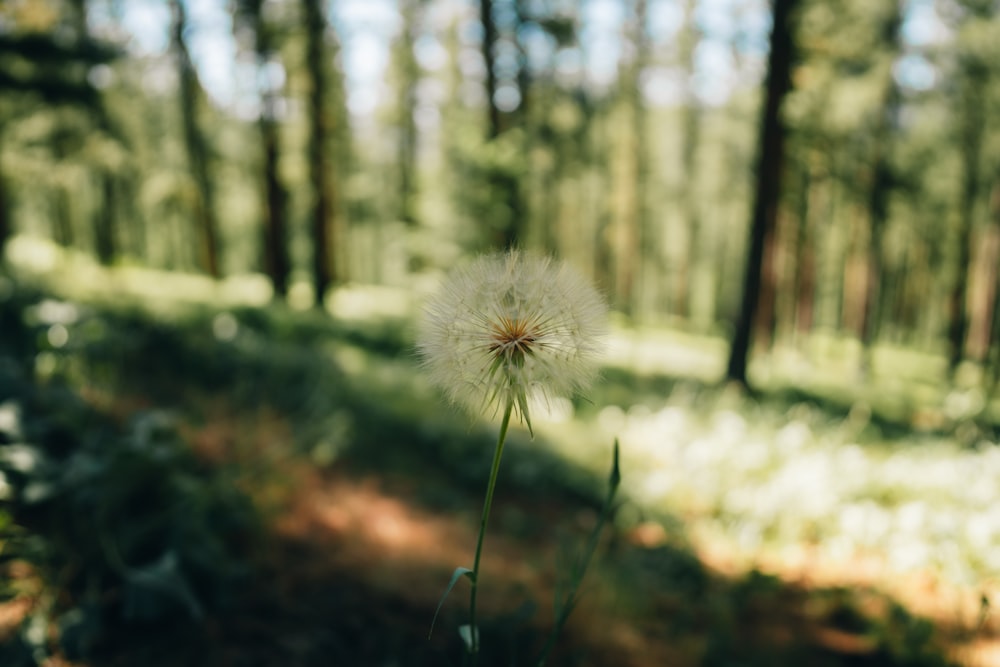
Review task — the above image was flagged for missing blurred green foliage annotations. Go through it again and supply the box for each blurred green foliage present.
[0,278,256,664]
[0,269,972,666]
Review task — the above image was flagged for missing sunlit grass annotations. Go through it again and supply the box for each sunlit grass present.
[6,241,999,661]
[7,235,276,311]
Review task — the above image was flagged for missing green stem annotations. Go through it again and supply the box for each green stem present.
[467,399,514,660]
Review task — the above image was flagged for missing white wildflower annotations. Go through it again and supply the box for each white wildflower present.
[417,250,606,432]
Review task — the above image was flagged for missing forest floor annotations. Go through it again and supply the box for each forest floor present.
[15,386,1000,667]
[39,398,989,667]
[2,246,999,666]
[51,399,997,667]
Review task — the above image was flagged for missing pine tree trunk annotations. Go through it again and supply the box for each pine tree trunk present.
[94,171,116,265]
[985,180,1000,388]
[245,1,291,299]
[261,124,289,297]
[480,0,500,140]
[0,141,8,263]
[396,0,419,226]
[860,2,903,373]
[725,0,798,386]
[948,61,987,373]
[304,0,337,306]
[170,0,220,278]
[677,0,701,321]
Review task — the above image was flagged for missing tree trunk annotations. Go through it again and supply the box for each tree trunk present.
[480,0,500,140]
[725,0,798,386]
[170,0,220,278]
[985,179,1000,389]
[94,171,116,265]
[304,0,337,306]
[396,0,420,226]
[948,61,987,373]
[0,137,8,263]
[261,124,289,297]
[240,0,292,298]
[792,157,817,341]
[860,1,903,372]
[631,0,651,318]
[677,0,701,321]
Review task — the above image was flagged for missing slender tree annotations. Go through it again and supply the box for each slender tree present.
[303,0,338,305]
[234,0,290,298]
[609,0,650,318]
[170,0,221,278]
[948,57,988,372]
[791,154,818,340]
[480,0,501,140]
[860,0,904,371]
[678,0,702,321]
[93,170,116,264]
[988,178,1000,388]
[726,0,799,386]
[0,136,8,262]
[393,0,421,226]
[630,0,651,317]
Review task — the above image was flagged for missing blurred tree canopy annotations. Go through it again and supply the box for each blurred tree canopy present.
[0,0,998,381]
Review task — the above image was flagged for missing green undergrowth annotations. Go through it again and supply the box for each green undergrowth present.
[0,268,972,666]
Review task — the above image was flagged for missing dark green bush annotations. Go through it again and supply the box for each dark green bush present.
[0,288,257,663]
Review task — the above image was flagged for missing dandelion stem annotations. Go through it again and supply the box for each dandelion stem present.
[467,399,514,660]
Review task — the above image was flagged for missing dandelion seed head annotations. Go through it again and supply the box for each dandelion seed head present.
[417,250,607,425]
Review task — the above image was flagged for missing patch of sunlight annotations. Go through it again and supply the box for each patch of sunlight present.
[0,401,21,439]
[7,234,274,309]
[217,273,272,305]
[115,266,216,302]
[538,389,1000,591]
[287,281,314,311]
[8,236,109,295]
[604,324,726,380]
[329,342,370,376]
[327,283,416,321]
[5,235,62,272]
[767,332,952,407]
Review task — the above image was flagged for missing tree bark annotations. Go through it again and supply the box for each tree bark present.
[988,180,1000,388]
[94,171,116,265]
[170,0,221,278]
[304,0,338,306]
[725,0,798,386]
[261,123,289,297]
[0,149,8,263]
[395,0,420,226]
[237,0,291,298]
[860,1,903,372]
[480,0,501,139]
[676,0,701,320]
[631,0,651,318]
[948,60,987,373]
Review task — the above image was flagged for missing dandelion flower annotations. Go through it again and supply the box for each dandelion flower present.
[418,250,607,432]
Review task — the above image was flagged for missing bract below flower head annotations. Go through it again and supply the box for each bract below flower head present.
[418,250,607,432]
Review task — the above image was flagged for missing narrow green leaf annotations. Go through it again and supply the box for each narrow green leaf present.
[609,439,620,490]
[428,566,473,639]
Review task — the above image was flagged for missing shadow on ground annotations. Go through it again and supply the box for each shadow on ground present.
[0,275,972,666]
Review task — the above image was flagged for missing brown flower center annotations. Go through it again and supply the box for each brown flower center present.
[488,316,538,363]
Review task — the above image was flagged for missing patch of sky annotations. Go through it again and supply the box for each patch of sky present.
[117,0,170,55]
[580,0,624,89]
[185,0,237,106]
[332,0,399,117]
[902,0,950,47]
